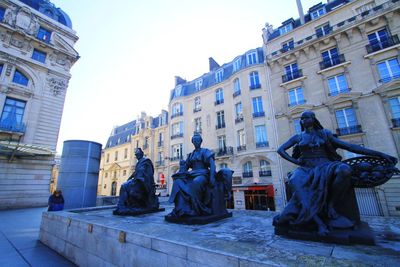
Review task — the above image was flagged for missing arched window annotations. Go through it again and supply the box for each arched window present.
[259,160,271,176]
[242,161,253,177]
[12,69,29,86]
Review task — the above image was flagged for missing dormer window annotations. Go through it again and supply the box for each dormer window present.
[195,79,202,91]
[215,69,223,83]
[279,23,293,35]
[175,85,182,97]
[310,7,326,20]
[246,51,258,65]
[36,26,52,43]
[233,57,241,72]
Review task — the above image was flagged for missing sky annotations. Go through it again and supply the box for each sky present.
[51,0,322,153]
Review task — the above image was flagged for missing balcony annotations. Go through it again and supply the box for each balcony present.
[256,141,269,148]
[392,118,400,128]
[253,111,265,118]
[259,170,272,177]
[366,35,400,54]
[215,99,224,106]
[329,87,351,96]
[288,99,306,107]
[242,171,253,178]
[215,123,226,130]
[237,145,246,152]
[193,107,202,113]
[0,120,26,134]
[214,147,234,157]
[158,141,164,147]
[282,69,303,83]
[156,160,165,167]
[170,156,183,162]
[171,111,183,119]
[336,125,362,136]
[319,54,346,70]
[379,73,400,84]
[233,90,241,97]
[170,133,183,139]
[249,83,261,90]
[235,116,244,124]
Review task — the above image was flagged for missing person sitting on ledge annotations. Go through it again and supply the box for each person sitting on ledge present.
[114,148,159,214]
[273,110,397,235]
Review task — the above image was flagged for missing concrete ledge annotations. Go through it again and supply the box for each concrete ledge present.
[39,207,400,267]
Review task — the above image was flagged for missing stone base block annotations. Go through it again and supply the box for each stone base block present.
[165,212,232,225]
[113,207,165,216]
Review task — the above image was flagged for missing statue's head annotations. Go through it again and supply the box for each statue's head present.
[191,133,203,148]
[300,110,323,131]
[134,148,144,160]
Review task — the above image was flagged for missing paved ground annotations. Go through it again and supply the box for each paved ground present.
[0,207,75,267]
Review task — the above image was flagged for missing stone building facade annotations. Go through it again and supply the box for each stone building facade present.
[167,49,283,211]
[263,0,400,216]
[0,0,79,208]
[97,111,169,196]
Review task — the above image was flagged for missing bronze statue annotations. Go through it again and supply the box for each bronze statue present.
[274,110,397,243]
[113,148,164,215]
[165,133,233,224]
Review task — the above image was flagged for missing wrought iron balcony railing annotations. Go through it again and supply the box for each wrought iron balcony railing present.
[193,107,202,113]
[336,125,362,136]
[256,141,269,148]
[233,90,241,97]
[0,120,26,134]
[170,133,183,139]
[237,145,246,152]
[392,118,400,128]
[282,69,303,83]
[158,141,164,147]
[319,54,346,70]
[242,171,253,178]
[215,99,224,105]
[329,87,351,96]
[253,111,265,118]
[235,116,244,124]
[379,73,400,84]
[155,160,165,167]
[215,123,226,129]
[249,83,261,90]
[366,35,400,54]
[170,156,183,162]
[288,99,306,107]
[259,170,272,177]
[171,111,183,119]
[214,147,234,157]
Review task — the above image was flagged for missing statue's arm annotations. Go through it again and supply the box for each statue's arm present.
[329,131,397,164]
[277,135,302,166]
[209,157,216,186]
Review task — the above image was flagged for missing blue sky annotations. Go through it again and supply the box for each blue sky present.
[51,0,321,153]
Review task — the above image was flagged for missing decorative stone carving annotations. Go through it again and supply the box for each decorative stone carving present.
[4,7,17,27]
[5,6,40,37]
[47,76,67,96]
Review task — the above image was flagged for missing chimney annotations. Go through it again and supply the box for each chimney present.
[296,0,305,25]
[174,76,186,86]
[209,57,220,71]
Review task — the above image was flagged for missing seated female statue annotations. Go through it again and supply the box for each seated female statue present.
[273,110,397,235]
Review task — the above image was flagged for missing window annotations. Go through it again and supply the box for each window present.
[315,23,331,37]
[36,26,52,43]
[233,57,241,72]
[217,135,226,151]
[158,152,163,162]
[171,103,183,118]
[252,97,264,117]
[249,71,260,89]
[194,117,202,133]
[235,102,243,122]
[216,111,225,129]
[237,129,246,150]
[171,122,183,138]
[242,162,253,177]
[328,74,349,96]
[0,64,3,75]
[246,51,258,65]
[215,69,224,83]
[144,137,149,149]
[283,62,301,82]
[124,148,128,159]
[123,170,127,176]
[158,132,164,146]
[174,85,182,97]
[389,97,400,127]
[320,47,343,69]
[377,58,400,83]
[194,97,201,112]
[114,151,118,161]
[171,143,183,160]
[279,23,293,35]
[282,39,294,52]
[195,79,202,91]
[367,29,390,53]
[12,70,29,86]
[335,107,360,135]
[232,78,241,97]
[310,7,326,20]
[106,153,110,163]
[220,163,228,169]
[260,160,271,176]
[0,97,26,132]
[0,7,5,21]
[288,87,305,106]
[32,49,47,63]
[215,88,224,105]
[255,125,268,147]
[293,118,302,134]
